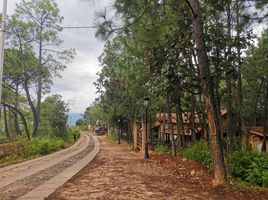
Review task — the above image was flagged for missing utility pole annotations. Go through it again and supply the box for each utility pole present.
[0,0,8,104]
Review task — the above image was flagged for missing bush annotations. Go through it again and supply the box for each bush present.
[229,150,268,187]
[155,145,170,154]
[67,127,81,142]
[0,134,9,144]
[263,171,268,188]
[182,140,211,166]
[107,135,118,143]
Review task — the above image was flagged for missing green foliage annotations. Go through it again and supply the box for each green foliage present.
[106,135,119,143]
[182,141,212,166]
[67,127,81,142]
[0,136,69,166]
[0,134,9,144]
[229,150,268,187]
[17,137,65,157]
[154,145,170,154]
[76,119,84,126]
[40,95,69,137]
[75,119,88,131]
[263,171,268,188]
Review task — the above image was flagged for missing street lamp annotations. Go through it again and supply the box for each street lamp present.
[144,96,150,159]
[118,118,121,144]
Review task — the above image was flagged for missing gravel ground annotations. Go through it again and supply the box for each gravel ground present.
[46,136,268,200]
[0,133,95,200]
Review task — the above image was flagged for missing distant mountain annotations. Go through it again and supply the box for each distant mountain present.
[68,113,83,126]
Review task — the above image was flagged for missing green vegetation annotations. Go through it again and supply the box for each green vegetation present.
[229,150,268,188]
[0,128,80,167]
[182,141,212,167]
[39,95,69,138]
[106,135,119,143]
[75,119,89,131]
[154,145,170,155]
[67,127,81,142]
[182,141,268,188]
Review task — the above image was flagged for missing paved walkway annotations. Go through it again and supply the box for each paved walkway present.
[0,132,100,200]
[46,136,268,200]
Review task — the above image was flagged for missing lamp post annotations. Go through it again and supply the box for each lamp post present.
[118,118,121,144]
[144,96,150,159]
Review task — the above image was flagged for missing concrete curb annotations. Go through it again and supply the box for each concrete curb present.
[19,133,100,200]
[0,134,90,189]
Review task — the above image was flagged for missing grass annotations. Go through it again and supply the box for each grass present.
[154,144,170,154]
[106,135,119,143]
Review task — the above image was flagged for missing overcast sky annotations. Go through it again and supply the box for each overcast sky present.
[1,0,114,114]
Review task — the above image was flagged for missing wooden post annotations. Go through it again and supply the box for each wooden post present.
[142,122,146,150]
[133,122,138,149]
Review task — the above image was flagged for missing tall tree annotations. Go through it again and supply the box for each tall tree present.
[13,0,74,136]
[187,0,227,184]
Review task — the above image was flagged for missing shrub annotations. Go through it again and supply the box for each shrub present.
[67,127,81,142]
[16,137,65,156]
[107,135,118,143]
[263,171,268,188]
[0,135,71,166]
[229,150,268,187]
[0,134,9,144]
[155,145,170,154]
[182,140,212,166]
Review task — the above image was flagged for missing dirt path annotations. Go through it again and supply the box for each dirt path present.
[46,136,268,200]
[0,133,95,200]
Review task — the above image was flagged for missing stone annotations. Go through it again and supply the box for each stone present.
[190,170,196,176]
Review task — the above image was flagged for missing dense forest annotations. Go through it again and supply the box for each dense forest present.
[81,0,268,186]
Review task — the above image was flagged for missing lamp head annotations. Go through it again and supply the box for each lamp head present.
[143,96,150,107]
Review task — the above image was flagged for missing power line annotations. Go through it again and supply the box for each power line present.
[61,25,98,29]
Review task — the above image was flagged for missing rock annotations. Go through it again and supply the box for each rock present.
[190,170,196,176]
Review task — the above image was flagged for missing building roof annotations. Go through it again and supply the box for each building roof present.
[247,126,265,137]
[155,109,228,125]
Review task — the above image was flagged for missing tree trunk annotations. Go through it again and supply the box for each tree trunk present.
[36,35,43,136]
[161,112,166,144]
[176,100,184,149]
[188,0,227,184]
[24,82,38,137]
[187,51,197,142]
[3,105,10,141]
[226,2,234,152]
[2,103,30,140]
[261,78,268,152]
[190,94,196,142]
[166,95,176,156]
[14,84,20,136]
[235,0,243,147]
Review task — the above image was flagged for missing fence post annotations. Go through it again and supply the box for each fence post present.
[133,121,138,149]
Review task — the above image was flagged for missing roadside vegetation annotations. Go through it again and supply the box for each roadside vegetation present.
[0,127,81,167]
[182,141,268,188]
[0,0,78,167]
[106,135,119,144]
